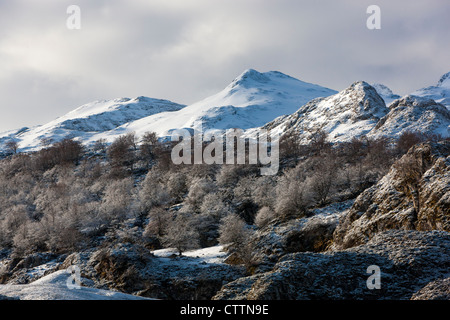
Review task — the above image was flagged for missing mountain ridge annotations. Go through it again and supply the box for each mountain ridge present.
[261,80,390,143]
[412,71,450,108]
[1,69,450,153]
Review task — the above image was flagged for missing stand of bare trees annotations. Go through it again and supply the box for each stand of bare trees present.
[0,129,444,264]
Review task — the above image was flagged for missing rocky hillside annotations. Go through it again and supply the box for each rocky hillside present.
[262,83,450,145]
[213,140,450,300]
[213,230,450,300]
[262,81,390,143]
[368,95,450,140]
[0,140,448,301]
[332,140,450,250]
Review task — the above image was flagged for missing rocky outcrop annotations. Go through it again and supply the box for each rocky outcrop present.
[0,252,61,285]
[332,141,449,250]
[213,230,450,300]
[411,277,450,300]
[263,81,389,144]
[248,200,353,273]
[60,243,245,300]
[368,95,450,139]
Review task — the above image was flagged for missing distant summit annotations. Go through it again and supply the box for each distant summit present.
[371,83,401,106]
[412,71,450,108]
[437,71,450,87]
[369,95,450,139]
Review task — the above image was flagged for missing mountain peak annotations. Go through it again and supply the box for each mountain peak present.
[263,80,389,144]
[437,71,450,87]
[372,83,399,98]
[230,69,271,87]
[352,80,371,87]
[349,81,378,93]
[341,81,385,105]
[412,72,450,108]
[230,69,305,89]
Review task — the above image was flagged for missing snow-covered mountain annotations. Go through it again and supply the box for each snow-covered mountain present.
[1,97,186,152]
[368,95,450,139]
[88,69,337,142]
[2,69,450,153]
[261,81,389,143]
[1,69,337,151]
[412,71,450,108]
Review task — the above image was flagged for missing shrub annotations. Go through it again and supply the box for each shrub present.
[254,206,276,228]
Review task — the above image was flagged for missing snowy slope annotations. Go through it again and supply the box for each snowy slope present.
[412,71,450,108]
[1,69,336,150]
[0,269,151,300]
[86,69,337,142]
[261,81,389,143]
[3,97,186,152]
[3,70,449,153]
[371,83,401,106]
[368,95,450,139]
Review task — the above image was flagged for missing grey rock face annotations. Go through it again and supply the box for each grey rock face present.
[263,81,389,144]
[64,243,245,300]
[411,277,450,300]
[332,141,450,250]
[213,230,450,300]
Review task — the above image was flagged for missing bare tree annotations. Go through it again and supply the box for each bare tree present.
[254,206,276,228]
[308,128,331,156]
[279,130,300,159]
[140,131,158,169]
[162,213,200,255]
[144,207,172,238]
[393,153,424,219]
[218,214,257,271]
[218,214,248,251]
[308,158,338,206]
[396,131,424,155]
[107,134,135,170]
[5,140,18,154]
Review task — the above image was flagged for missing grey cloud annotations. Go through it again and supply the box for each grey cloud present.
[0,0,449,131]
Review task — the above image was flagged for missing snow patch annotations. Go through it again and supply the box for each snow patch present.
[0,269,152,300]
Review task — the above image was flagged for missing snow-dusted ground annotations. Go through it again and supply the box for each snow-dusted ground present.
[152,245,227,265]
[0,246,230,300]
[0,269,151,300]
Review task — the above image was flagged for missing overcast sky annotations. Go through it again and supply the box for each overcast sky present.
[0,0,449,132]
